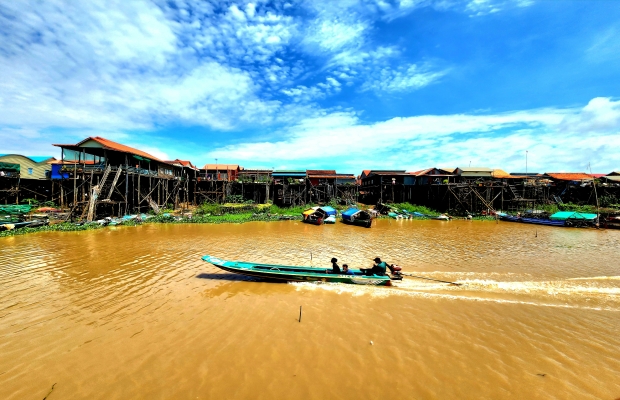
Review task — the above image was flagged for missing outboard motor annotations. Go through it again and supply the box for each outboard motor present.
[388,264,403,280]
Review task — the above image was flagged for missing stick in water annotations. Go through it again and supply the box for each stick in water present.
[43,383,56,400]
[401,273,461,286]
[299,306,302,322]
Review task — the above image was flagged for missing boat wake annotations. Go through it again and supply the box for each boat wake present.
[290,273,620,312]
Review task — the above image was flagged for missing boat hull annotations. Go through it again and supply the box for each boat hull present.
[202,255,392,286]
[499,214,566,227]
[341,218,372,228]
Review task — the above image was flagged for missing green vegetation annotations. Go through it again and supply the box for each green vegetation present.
[19,198,57,207]
[0,222,105,238]
[391,202,440,216]
[538,202,613,214]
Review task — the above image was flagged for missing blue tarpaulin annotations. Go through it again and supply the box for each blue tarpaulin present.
[318,206,337,216]
[341,208,360,220]
[550,211,598,221]
[51,164,70,179]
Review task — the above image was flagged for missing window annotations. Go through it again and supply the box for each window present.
[28,168,33,175]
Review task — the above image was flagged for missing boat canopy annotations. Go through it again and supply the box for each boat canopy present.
[341,208,360,220]
[302,209,316,216]
[318,206,337,216]
[550,211,598,221]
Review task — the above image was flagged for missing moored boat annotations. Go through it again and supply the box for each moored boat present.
[498,210,600,228]
[301,206,337,225]
[341,208,373,228]
[497,212,566,226]
[202,255,398,286]
[324,215,336,224]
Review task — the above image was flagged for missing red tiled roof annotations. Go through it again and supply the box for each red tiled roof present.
[166,159,198,170]
[308,174,355,179]
[544,173,593,181]
[54,136,166,163]
[409,168,433,176]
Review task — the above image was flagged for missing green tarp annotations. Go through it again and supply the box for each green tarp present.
[550,211,598,221]
[0,205,32,215]
[0,162,20,172]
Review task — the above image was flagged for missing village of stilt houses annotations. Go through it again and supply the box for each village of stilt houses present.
[1,136,619,234]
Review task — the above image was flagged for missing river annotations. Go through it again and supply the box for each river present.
[1,220,619,399]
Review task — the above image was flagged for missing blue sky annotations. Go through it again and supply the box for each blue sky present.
[1,0,619,173]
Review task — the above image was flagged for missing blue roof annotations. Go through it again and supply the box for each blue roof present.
[318,206,337,216]
[30,156,54,163]
[342,208,359,217]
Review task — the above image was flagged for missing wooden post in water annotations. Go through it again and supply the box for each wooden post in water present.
[299,306,302,323]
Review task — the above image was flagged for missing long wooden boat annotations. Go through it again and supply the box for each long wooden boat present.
[202,255,395,286]
[497,213,566,227]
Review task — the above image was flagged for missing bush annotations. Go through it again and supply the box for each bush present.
[196,203,223,215]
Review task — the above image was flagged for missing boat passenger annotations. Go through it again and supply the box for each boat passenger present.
[330,257,341,274]
[342,264,354,275]
[361,257,388,276]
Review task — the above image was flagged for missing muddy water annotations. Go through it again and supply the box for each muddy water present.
[1,220,619,399]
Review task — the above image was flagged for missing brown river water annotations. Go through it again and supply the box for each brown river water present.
[1,220,619,399]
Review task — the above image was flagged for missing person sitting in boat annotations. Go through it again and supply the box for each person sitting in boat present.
[361,257,388,276]
[342,264,354,275]
[330,257,341,274]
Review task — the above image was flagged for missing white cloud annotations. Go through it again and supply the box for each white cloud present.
[202,98,620,173]
[0,0,300,131]
[303,18,368,52]
[362,64,448,92]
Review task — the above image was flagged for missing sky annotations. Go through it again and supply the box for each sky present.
[1,0,619,174]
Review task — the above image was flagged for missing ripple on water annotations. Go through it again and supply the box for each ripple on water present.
[0,221,619,399]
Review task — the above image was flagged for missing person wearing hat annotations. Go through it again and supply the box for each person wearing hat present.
[330,257,341,274]
[361,257,388,276]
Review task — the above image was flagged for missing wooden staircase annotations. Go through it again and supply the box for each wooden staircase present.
[102,167,122,201]
[507,185,522,200]
[86,166,112,222]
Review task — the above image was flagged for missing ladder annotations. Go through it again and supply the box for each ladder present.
[553,195,564,205]
[103,167,122,201]
[145,194,160,213]
[86,165,111,221]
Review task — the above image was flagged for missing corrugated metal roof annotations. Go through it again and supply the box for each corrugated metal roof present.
[492,169,525,179]
[459,167,493,172]
[602,176,620,182]
[409,168,433,176]
[308,174,355,179]
[544,173,593,181]
[306,170,336,175]
[203,164,239,170]
[0,155,55,164]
